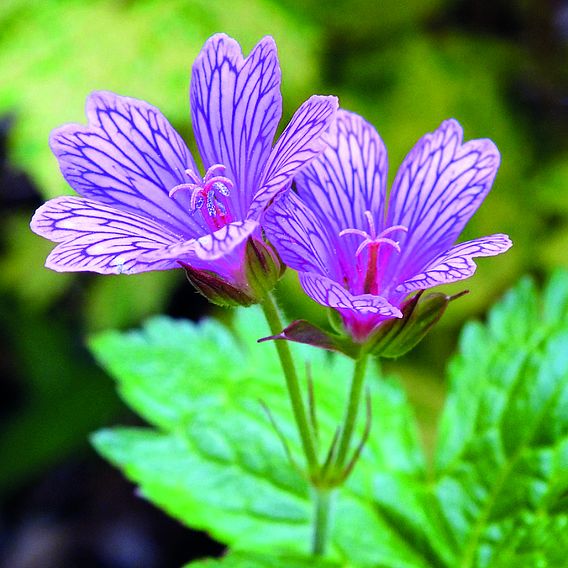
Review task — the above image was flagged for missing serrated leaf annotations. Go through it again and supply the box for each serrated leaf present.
[90,306,435,566]
[90,272,568,566]
[434,270,568,567]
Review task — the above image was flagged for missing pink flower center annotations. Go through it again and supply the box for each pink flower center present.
[169,164,234,231]
[339,211,407,295]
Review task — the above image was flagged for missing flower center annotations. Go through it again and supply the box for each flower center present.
[169,164,234,231]
[339,211,407,295]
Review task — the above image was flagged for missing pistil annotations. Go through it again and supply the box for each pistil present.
[339,211,407,295]
[363,242,380,294]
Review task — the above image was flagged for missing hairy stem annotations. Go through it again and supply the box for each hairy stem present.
[260,294,318,474]
[334,354,369,472]
[312,488,334,556]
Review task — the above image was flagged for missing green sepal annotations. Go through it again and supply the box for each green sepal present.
[180,261,256,308]
[367,290,468,358]
[262,291,467,359]
[327,307,345,335]
[244,237,284,300]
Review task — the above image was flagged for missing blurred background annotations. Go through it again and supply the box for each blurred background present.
[0,0,567,566]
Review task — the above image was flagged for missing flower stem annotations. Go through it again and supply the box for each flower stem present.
[333,354,369,472]
[312,488,334,556]
[260,294,319,474]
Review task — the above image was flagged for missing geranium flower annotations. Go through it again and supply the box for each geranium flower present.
[30,34,337,303]
[264,110,512,342]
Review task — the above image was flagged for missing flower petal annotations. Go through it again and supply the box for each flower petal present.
[50,91,204,236]
[299,271,402,317]
[248,94,339,219]
[263,191,338,277]
[138,219,258,283]
[386,119,500,281]
[395,233,513,295]
[31,196,184,274]
[193,220,256,260]
[190,34,282,218]
[295,109,388,237]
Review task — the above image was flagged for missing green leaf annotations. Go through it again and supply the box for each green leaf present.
[434,270,568,567]
[90,306,431,566]
[90,271,568,566]
[184,550,343,567]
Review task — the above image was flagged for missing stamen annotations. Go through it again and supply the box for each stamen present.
[184,168,203,185]
[204,164,226,182]
[168,164,235,230]
[212,181,231,196]
[169,182,200,199]
[338,228,369,239]
[194,194,204,209]
[206,190,216,218]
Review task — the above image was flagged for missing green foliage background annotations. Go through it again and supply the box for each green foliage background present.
[90,273,568,566]
[0,0,567,562]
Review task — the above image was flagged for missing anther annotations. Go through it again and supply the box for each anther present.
[168,164,235,230]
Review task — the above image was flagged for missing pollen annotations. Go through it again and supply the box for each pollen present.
[169,164,234,231]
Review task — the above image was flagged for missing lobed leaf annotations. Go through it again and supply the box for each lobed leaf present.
[435,270,568,567]
[91,306,430,565]
[91,271,568,566]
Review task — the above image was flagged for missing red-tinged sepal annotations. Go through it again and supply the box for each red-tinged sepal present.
[180,237,284,308]
[179,261,257,308]
[259,318,362,359]
[367,289,469,358]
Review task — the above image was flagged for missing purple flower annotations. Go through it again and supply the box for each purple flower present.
[30,34,338,294]
[264,110,512,342]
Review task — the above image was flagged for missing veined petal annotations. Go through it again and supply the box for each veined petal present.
[299,272,402,317]
[50,91,204,236]
[386,119,500,282]
[190,34,282,218]
[248,94,339,219]
[185,219,259,262]
[140,219,258,264]
[295,109,388,237]
[395,233,512,295]
[263,191,338,277]
[30,196,184,274]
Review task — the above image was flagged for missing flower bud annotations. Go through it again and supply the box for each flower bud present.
[179,261,257,308]
[367,290,468,358]
[179,237,284,308]
[243,237,284,300]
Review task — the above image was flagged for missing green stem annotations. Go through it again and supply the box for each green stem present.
[312,488,334,556]
[260,294,319,473]
[333,354,369,472]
